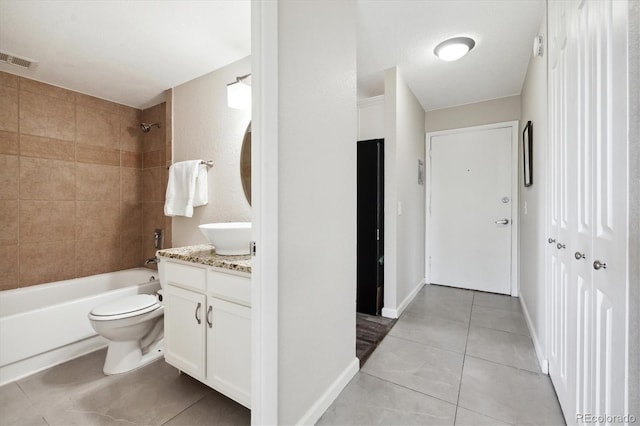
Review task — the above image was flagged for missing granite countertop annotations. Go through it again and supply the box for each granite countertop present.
[157,244,251,274]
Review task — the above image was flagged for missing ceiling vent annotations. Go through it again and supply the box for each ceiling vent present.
[0,50,38,70]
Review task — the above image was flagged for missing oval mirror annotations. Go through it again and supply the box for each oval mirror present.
[240,122,251,205]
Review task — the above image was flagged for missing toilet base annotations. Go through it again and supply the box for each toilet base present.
[103,339,164,375]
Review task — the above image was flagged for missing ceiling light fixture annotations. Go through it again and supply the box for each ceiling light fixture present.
[227,73,252,110]
[434,37,476,62]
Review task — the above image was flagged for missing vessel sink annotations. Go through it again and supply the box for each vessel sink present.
[198,222,252,255]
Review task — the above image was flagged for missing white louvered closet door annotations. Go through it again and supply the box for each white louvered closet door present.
[547,0,629,423]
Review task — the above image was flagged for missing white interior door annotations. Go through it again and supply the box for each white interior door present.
[428,124,514,294]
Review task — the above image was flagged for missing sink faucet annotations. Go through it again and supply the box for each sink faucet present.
[145,257,159,265]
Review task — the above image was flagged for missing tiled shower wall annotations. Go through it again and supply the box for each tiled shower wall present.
[0,71,171,290]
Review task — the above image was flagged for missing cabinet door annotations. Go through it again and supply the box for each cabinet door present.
[164,285,206,379]
[206,297,251,408]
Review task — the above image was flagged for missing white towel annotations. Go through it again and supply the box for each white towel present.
[164,160,208,217]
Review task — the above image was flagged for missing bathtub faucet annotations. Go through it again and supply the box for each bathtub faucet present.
[144,257,159,265]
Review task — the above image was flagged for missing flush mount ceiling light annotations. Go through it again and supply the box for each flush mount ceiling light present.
[434,37,476,62]
[227,73,252,110]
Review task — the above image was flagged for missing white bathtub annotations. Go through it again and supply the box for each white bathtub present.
[0,268,160,385]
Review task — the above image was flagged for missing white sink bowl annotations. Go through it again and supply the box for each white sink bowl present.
[198,222,252,255]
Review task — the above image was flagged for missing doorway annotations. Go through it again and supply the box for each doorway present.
[356,139,385,315]
[425,122,519,295]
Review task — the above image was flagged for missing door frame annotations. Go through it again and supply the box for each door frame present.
[250,1,279,424]
[425,121,520,296]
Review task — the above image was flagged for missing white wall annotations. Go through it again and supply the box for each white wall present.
[425,95,521,133]
[518,14,548,371]
[277,1,358,424]
[358,95,384,140]
[171,56,252,247]
[383,68,426,317]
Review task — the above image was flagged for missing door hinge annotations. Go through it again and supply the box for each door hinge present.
[250,241,256,256]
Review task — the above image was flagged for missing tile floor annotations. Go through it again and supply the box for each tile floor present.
[1,284,565,426]
[318,284,566,426]
[0,349,249,426]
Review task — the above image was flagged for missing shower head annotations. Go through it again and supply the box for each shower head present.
[140,122,161,133]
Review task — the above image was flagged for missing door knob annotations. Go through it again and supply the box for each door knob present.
[574,252,586,260]
[593,260,607,270]
[495,219,509,225]
[557,243,566,249]
[548,238,556,244]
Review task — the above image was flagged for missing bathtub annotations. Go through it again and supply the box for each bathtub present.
[0,268,160,385]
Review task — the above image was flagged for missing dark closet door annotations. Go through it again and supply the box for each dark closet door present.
[356,139,384,315]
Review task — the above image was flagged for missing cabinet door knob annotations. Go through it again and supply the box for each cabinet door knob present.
[207,305,213,328]
[593,260,607,270]
[195,302,202,325]
[557,242,566,249]
[574,252,586,260]
[548,238,556,244]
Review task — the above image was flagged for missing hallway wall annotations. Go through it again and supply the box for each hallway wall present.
[276,1,358,423]
[383,68,426,317]
[425,95,520,133]
[518,13,548,372]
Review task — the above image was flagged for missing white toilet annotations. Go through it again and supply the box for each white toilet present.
[89,293,164,375]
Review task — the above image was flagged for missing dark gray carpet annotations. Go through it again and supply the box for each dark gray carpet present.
[356,312,397,367]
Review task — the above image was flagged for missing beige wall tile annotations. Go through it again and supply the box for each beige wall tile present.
[121,201,143,237]
[76,163,119,201]
[19,78,75,102]
[0,86,18,132]
[76,143,120,166]
[20,157,75,200]
[119,105,143,151]
[142,103,165,152]
[76,237,120,277]
[20,241,75,286]
[142,201,166,236]
[0,245,19,290]
[121,168,142,202]
[76,105,119,149]
[142,167,164,202]
[20,200,75,243]
[0,155,19,199]
[76,201,120,240]
[143,150,163,168]
[75,93,119,114]
[19,91,75,141]
[0,71,18,89]
[121,234,143,269]
[0,200,19,244]
[20,134,74,161]
[0,131,19,155]
[121,151,142,168]
[165,144,172,165]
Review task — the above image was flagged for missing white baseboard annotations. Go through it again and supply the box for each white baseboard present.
[520,296,549,374]
[295,357,359,425]
[382,278,426,319]
[0,336,107,386]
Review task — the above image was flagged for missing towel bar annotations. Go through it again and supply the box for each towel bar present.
[167,160,214,170]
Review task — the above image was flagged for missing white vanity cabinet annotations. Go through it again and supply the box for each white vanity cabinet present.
[160,258,251,408]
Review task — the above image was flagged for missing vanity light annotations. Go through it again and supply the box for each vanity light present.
[434,37,476,62]
[227,73,252,110]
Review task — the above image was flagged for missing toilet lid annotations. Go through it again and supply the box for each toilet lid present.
[90,294,160,318]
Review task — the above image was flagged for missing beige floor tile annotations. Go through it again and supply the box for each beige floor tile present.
[466,325,540,373]
[458,357,564,426]
[362,335,464,404]
[318,372,456,426]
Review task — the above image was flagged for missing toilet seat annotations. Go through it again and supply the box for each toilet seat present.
[89,294,161,321]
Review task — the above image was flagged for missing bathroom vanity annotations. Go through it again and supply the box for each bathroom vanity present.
[156,245,251,408]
